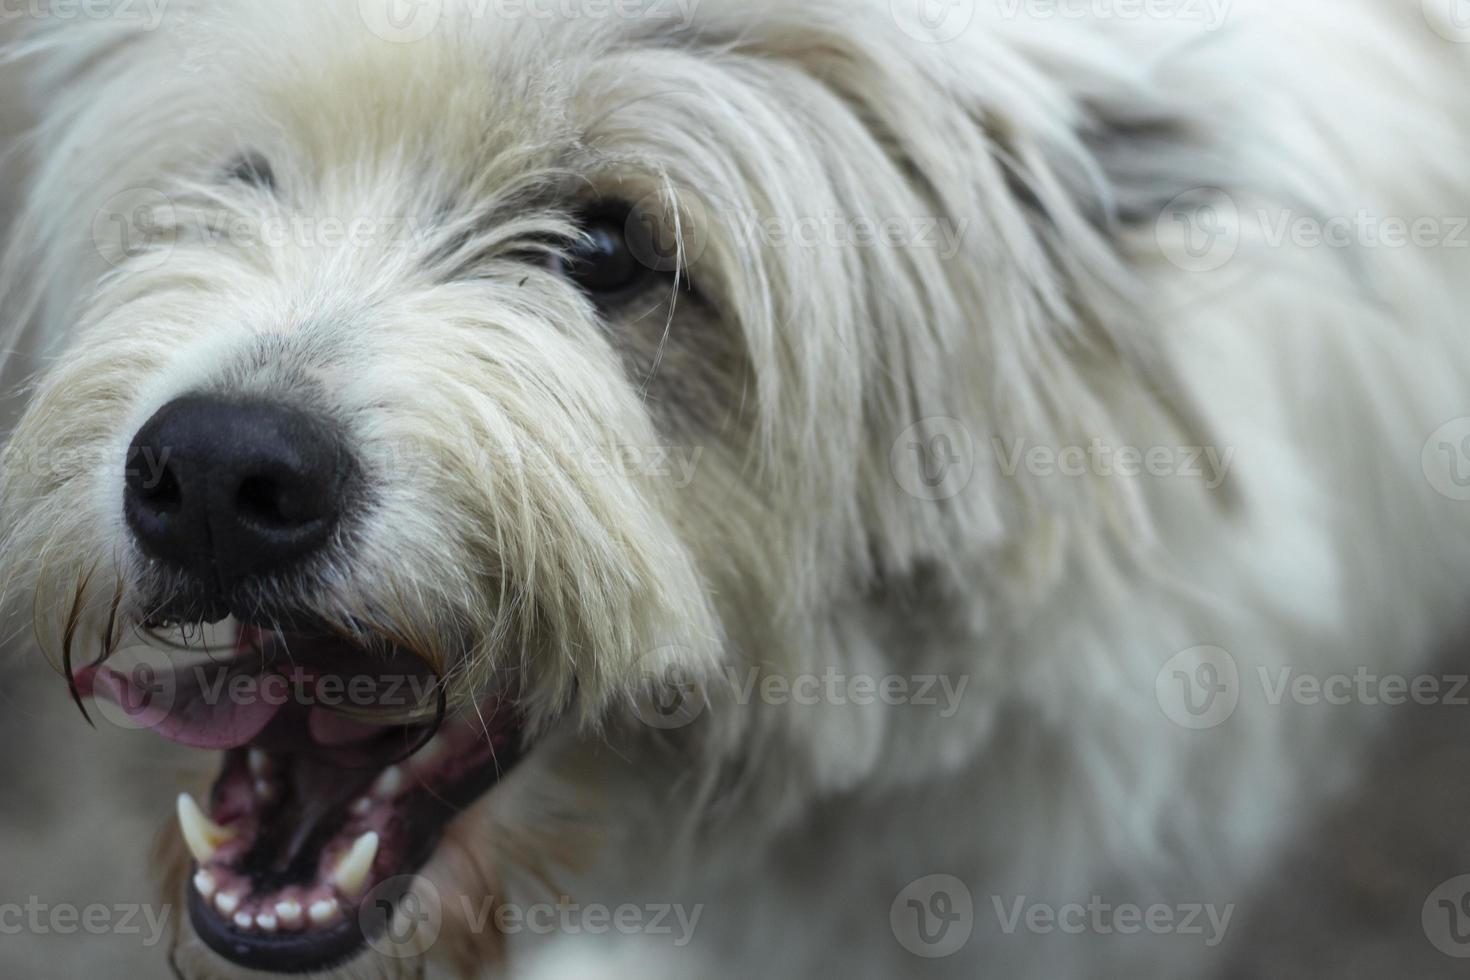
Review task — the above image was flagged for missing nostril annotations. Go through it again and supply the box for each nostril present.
[236,474,319,530]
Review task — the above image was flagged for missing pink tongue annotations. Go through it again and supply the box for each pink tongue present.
[76,664,286,750]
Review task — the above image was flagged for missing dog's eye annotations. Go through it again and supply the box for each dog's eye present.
[554,211,650,296]
[225,153,277,192]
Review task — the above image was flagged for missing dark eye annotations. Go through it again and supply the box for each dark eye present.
[225,153,277,192]
[555,209,651,296]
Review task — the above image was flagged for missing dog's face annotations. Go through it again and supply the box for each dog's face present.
[0,0,1156,974]
[6,1,748,971]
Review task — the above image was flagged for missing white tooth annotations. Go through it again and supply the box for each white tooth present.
[275,900,303,926]
[331,832,380,896]
[256,912,278,932]
[350,797,372,817]
[254,779,276,801]
[233,911,253,931]
[177,793,234,864]
[308,898,339,926]
[248,749,271,777]
[193,870,217,899]
[216,892,240,916]
[372,766,403,798]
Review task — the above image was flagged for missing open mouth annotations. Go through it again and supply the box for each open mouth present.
[74,625,524,974]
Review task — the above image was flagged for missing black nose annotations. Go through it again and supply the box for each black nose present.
[124,395,351,589]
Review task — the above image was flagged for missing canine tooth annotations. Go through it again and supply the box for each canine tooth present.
[177,793,234,864]
[372,766,404,798]
[193,870,217,899]
[256,912,278,932]
[308,898,339,926]
[233,911,253,931]
[216,892,241,916]
[275,900,303,927]
[248,749,271,776]
[350,797,372,817]
[254,779,276,801]
[332,832,379,896]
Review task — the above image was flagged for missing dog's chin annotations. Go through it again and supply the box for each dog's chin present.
[78,623,529,975]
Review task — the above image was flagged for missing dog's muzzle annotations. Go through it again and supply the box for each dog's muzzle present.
[101,394,532,973]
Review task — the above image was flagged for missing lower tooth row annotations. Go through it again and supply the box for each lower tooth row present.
[231,909,283,932]
[196,881,339,931]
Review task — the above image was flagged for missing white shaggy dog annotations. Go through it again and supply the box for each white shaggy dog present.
[3,0,1470,977]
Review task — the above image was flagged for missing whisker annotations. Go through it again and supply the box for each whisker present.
[61,566,98,728]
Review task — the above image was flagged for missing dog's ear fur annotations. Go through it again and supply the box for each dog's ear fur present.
[652,8,1248,800]
[702,7,1235,589]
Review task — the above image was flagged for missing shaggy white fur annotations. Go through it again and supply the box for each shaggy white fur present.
[4,0,1470,977]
